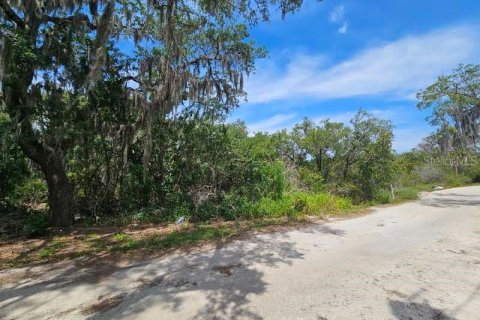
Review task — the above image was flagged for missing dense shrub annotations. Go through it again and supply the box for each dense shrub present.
[23,211,49,238]
[0,113,29,202]
[394,187,419,201]
[415,164,445,183]
[256,192,352,218]
[374,190,392,204]
[444,174,472,187]
[298,168,324,192]
[13,179,48,206]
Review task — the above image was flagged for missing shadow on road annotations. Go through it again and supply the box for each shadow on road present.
[2,228,320,319]
[98,234,300,319]
[388,282,480,320]
[389,299,457,320]
[419,192,480,208]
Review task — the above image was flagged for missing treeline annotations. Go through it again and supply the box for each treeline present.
[0,2,479,235]
[1,102,479,235]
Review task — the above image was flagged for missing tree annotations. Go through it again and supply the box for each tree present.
[292,118,348,182]
[417,64,480,152]
[0,0,306,226]
[341,110,393,200]
[0,112,28,201]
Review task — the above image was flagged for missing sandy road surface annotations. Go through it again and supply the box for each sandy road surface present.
[1,186,480,320]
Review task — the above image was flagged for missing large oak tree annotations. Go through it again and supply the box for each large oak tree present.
[0,0,306,226]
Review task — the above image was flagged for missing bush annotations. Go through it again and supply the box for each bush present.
[303,192,352,215]
[332,183,364,203]
[256,196,296,218]
[394,187,419,201]
[472,173,480,183]
[444,174,471,187]
[256,192,352,218]
[23,211,49,237]
[414,164,445,183]
[0,113,29,202]
[13,178,48,206]
[464,160,480,183]
[298,168,324,192]
[374,190,392,204]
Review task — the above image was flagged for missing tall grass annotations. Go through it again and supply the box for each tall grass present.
[255,192,352,218]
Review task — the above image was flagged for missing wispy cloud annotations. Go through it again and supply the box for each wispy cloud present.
[246,25,479,104]
[329,5,345,23]
[338,21,348,34]
[247,113,297,133]
[329,5,348,34]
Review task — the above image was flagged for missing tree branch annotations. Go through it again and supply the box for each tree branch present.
[0,0,26,28]
[43,14,97,30]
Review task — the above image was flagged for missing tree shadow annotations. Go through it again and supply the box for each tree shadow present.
[387,283,480,320]
[419,192,480,208]
[0,257,135,317]
[304,224,346,237]
[1,231,305,319]
[92,233,303,319]
[389,299,457,320]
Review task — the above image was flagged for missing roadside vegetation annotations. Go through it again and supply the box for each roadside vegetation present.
[0,2,479,268]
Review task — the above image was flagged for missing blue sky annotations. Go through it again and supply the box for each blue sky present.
[230,0,480,152]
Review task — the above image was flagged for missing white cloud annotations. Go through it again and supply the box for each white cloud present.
[329,5,348,34]
[246,25,479,104]
[329,5,345,23]
[338,21,348,34]
[247,113,297,134]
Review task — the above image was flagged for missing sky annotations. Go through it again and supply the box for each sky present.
[230,0,480,152]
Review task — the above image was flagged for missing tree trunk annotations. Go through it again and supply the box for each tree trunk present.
[42,152,75,227]
[3,27,75,227]
[315,151,323,173]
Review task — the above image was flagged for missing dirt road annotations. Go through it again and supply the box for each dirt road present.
[1,186,480,319]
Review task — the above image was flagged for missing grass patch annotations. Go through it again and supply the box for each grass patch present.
[394,187,420,201]
[6,186,456,269]
[2,216,310,269]
[38,237,66,258]
[256,192,352,218]
[112,232,129,242]
[374,185,435,205]
[113,225,237,253]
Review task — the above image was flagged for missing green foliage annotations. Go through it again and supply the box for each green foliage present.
[112,232,129,242]
[114,225,236,253]
[394,187,420,201]
[1,5,477,238]
[39,239,66,258]
[417,64,480,153]
[0,113,29,202]
[374,190,392,204]
[291,111,394,202]
[444,174,472,187]
[12,179,48,206]
[256,192,352,218]
[374,187,420,205]
[0,0,305,227]
[298,167,324,192]
[23,211,49,238]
